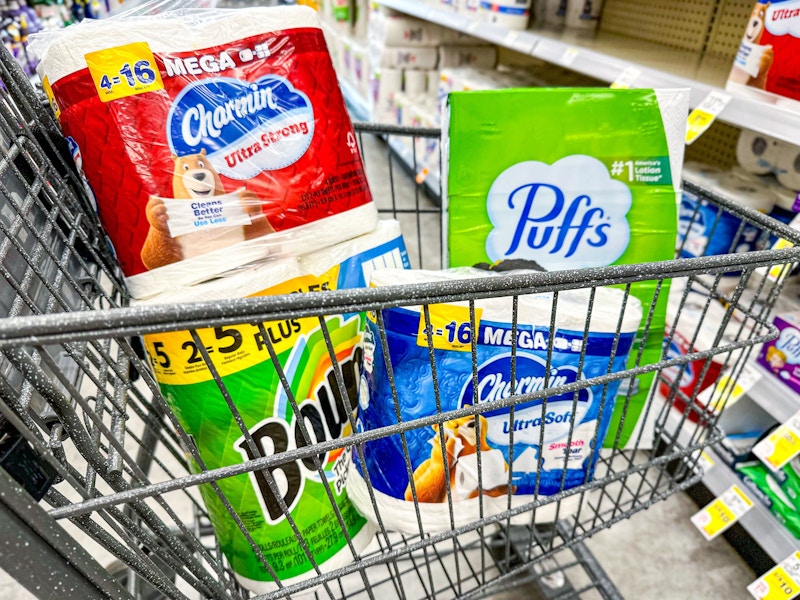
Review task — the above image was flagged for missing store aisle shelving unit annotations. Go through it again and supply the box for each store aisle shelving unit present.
[375,0,800,146]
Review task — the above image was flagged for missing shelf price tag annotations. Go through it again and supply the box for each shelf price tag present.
[417,304,482,352]
[748,552,800,599]
[467,20,480,32]
[685,90,731,145]
[693,449,715,474]
[690,484,753,541]
[610,66,641,90]
[85,42,164,103]
[698,362,762,414]
[753,410,800,472]
[560,47,579,67]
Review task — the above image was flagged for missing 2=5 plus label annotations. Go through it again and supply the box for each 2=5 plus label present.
[85,42,164,102]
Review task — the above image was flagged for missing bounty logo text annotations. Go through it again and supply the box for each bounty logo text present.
[485,156,631,270]
[167,75,314,180]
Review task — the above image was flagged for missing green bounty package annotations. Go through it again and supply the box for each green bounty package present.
[141,223,409,593]
[443,88,688,448]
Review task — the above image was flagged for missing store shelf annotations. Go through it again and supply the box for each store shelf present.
[376,0,800,146]
[340,78,442,199]
[702,447,800,563]
[746,363,800,424]
[340,78,372,122]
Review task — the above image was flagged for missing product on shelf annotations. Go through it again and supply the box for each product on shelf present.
[565,0,602,30]
[678,170,776,260]
[660,283,743,420]
[757,310,800,393]
[138,219,409,592]
[481,0,532,30]
[727,0,800,107]
[737,460,800,539]
[443,87,687,448]
[34,6,377,299]
[438,44,497,69]
[736,128,800,191]
[349,267,642,534]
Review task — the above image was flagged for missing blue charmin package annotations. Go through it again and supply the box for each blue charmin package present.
[348,268,642,533]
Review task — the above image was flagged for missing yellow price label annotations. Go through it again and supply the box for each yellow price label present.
[417,304,482,352]
[748,552,800,599]
[85,42,164,103]
[691,484,753,540]
[685,90,731,145]
[754,415,800,471]
[41,75,60,119]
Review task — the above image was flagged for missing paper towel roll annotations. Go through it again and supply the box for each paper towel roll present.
[776,140,800,191]
[404,69,427,96]
[380,46,438,69]
[37,6,376,300]
[737,129,781,175]
[438,45,498,69]
[351,268,641,534]
[566,0,603,29]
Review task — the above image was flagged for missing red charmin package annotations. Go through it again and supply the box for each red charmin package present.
[38,6,376,298]
[728,0,800,105]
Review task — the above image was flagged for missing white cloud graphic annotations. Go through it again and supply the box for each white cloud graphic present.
[766,2,800,37]
[776,328,800,365]
[485,155,631,270]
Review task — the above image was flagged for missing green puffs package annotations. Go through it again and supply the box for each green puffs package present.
[140,221,409,593]
[443,88,688,448]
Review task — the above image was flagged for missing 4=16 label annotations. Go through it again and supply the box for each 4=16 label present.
[85,42,165,102]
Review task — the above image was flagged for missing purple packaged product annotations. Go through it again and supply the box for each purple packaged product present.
[758,311,800,394]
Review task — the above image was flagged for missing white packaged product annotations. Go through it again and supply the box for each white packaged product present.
[438,45,498,69]
[380,46,439,69]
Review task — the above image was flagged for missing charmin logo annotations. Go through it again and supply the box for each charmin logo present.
[776,328,800,364]
[167,75,314,180]
[485,156,631,270]
[459,353,589,445]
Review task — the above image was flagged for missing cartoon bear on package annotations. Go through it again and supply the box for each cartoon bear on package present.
[405,415,513,503]
[729,1,775,90]
[141,150,274,270]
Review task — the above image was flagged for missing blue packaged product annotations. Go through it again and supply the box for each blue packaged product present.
[679,173,774,259]
[348,268,642,533]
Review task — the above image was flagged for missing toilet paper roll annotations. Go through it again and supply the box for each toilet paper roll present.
[404,69,428,96]
[776,140,800,191]
[565,0,603,29]
[682,161,724,188]
[480,2,531,29]
[350,268,641,534]
[426,70,440,100]
[138,254,376,593]
[542,0,566,24]
[737,129,781,175]
[438,45,498,69]
[36,6,376,300]
[370,68,403,122]
[380,46,439,69]
[380,15,444,46]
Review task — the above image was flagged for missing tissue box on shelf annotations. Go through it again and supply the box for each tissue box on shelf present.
[757,311,800,394]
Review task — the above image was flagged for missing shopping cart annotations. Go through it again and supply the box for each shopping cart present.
[1,45,800,599]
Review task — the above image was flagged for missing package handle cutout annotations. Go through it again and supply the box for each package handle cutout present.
[748,551,800,600]
[690,484,753,541]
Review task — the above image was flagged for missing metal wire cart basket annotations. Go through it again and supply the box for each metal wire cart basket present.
[1,48,800,600]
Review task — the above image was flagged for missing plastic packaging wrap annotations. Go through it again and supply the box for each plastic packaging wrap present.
[33,4,377,299]
[135,220,410,592]
[349,268,642,534]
